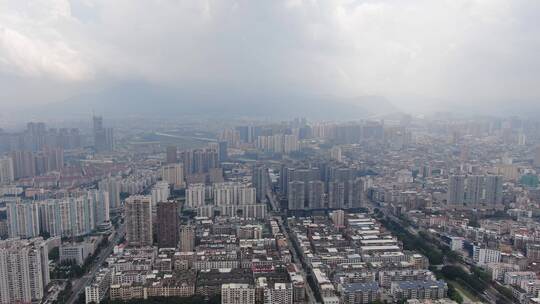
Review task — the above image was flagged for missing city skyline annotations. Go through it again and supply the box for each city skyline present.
[3,1,540,304]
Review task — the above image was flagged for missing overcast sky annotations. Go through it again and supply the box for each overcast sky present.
[1,0,539,112]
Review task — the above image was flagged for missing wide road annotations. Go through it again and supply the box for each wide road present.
[66,224,125,304]
[274,216,319,304]
[375,202,505,304]
[266,189,280,212]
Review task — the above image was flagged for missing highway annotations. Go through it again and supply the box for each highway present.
[66,223,125,304]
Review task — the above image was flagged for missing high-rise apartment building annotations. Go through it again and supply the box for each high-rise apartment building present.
[284,164,363,210]
[484,175,503,205]
[36,191,110,238]
[98,177,122,212]
[10,150,36,179]
[0,157,14,184]
[208,141,228,162]
[306,180,324,209]
[218,128,241,148]
[93,115,114,152]
[252,165,270,203]
[161,163,185,188]
[180,148,220,176]
[465,175,483,206]
[331,210,345,228]
[213,182,256,206]
[125,196,153,247]
[256,134,299,154]
[447,175,465,205]
[330,146,342,162]
[328,181,346,209]
[0,238,50,304]
[151,181,170,211]
[87,189,111,228]
[448,175,503,207]
[166,146,178,164]
[218,141,228,162]
[534,146,540,167]
[157,202,178,248]
[288,181,305,210]
[6,200,40,238]
[186,183,205,208]
[179,225,195,252]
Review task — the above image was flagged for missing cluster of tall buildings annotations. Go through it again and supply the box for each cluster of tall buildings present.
[124,195,192,250]
[160,163,185,188]
[219,123,309,150]
[0,148,65,182]
[256,134,300,154]
[0,157,14,184]
[447,174,504,207]
[280,164,365,211]
[9,148,64,179]
[165,145,223,184]
[180,148,220,176]
[98,177,122,211]
[186,182,266,219]
[0,238,50,304]
[310,121,385,144]
[93,115,114,153]
[6,190,110,239]
[0,122,81,153]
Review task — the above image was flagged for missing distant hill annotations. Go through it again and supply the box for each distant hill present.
[33,82,399,121]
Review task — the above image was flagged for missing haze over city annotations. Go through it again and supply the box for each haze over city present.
[1,0,540,119]
[2,2,540,304]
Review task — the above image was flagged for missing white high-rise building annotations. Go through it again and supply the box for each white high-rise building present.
[0,238,50,304]
[151,181,170,211]
[36,192,109,238]
[87,190,110,227]
[125,196,153,247]
[6,200,40,239]
[37,200,64,237]
[161,163,185,188]
[98,177,121,211]
[222,283,255,304]
[186,183,205,208]
[256,134,299,154]
[330,146,342,162]
[0,157,14,184]
[213,182,256,206]
[473,247,501,265]
[283,134,299,154]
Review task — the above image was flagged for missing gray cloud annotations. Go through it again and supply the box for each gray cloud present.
[0,0,539,112]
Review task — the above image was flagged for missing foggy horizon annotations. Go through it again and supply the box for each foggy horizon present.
[3,3,540,304]
[1,0,540,118]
